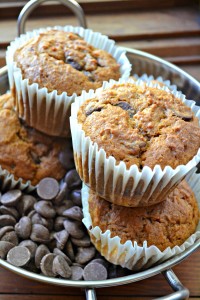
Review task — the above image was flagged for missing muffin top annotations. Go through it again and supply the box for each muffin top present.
[14,30,121,96]
[88,180,200,251]
[0,93,67,185]
[77,82,200,169]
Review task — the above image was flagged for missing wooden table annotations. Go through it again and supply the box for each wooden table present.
[0,1,199,299]
[0,248,199,299]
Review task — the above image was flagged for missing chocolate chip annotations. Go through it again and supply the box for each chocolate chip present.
[66,57,82,71]
[34,201,56,219]
[53,182,68,205]
[54,229,69,250]
[27,209,36,219]
[0,241,15,259]
[59,152,75,171]
[83,262,107,280]
[40,253,55,277]
[75,246,96,264]
[54,216,66,231]
[37,178,60,200]
[30,224,50,243]
[35,244,50,268]
[7,246,31,267]
[71,235,91,247]
[52,255,72,278]
[31,212,53,231]
[70,189,82,207]
[53,248,72,266]
[64,239,75,261]
[1,190,22,207]
[55,201,74,216]
[0,226,14,240]
[0,206,20,220]
[71,265,84,280]
[0,215,16,227]
[19,240,38,258]
[1,231,18,246]
[85,105,104,117]
[91,258,109,268]
[17,195,37,216]
[115,101,135,118]
[63,219,85,239]
[65,169,82,190]
[15,216,32,239]
[62,206,83,221]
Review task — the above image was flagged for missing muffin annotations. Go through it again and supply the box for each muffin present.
[6,26,131,137]
[0,93,67,190]
[82,175,200,270]
[70,77,200,207]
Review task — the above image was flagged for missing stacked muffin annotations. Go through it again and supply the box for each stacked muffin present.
[2,26,130,190]
[70,77,200,270]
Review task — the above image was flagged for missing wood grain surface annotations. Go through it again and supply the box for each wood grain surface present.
[0,248,199,299]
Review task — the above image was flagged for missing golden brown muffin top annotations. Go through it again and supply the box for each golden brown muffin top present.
[0,93,67,185]
[14,30,121,96]
[78,83,200,169]
[88,180,200,251]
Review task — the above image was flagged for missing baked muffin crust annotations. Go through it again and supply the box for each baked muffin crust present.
[78,83,200,169]
[14,30,121,96]
[88,180,200,251]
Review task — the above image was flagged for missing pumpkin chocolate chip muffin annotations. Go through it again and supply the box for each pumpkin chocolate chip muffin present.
[7,27,130,137]
[86,179,200,251]
[13,30,121,96]
[0,93,67,186]
[77,82,200,169]
[71,79,200,207]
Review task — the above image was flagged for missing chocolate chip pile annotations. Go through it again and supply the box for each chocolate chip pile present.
[0,167,131,280]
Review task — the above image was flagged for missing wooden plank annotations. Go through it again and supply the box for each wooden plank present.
[1,296,200,300]
[0,8,199,46]
[117,38,200,58]
[0,0,195,18]
[0,296,181,300]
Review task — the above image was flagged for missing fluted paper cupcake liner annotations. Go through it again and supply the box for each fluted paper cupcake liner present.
[70,76,200,207]
[6,26,131,137]
[0,166,35,192]
[82,170,200,271]
[131,73,178,91]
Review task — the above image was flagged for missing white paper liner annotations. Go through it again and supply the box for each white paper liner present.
[70,76,200,207]
[6,26,131,137]
[82,170,200,271]
[131,73,178,91]
[0,166,35,192]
